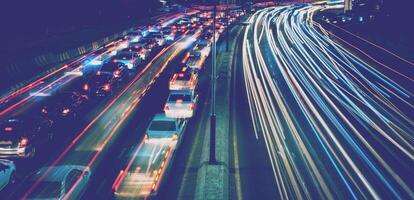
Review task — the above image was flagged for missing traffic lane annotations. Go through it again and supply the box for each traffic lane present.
[156,49,212,200]
[80,44,194,199]
[251,6,412,198]
[229,27,278,200]
[20,33,198,199]
[0,46,165,199]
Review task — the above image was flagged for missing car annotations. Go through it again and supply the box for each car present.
[0,159,16,191]
[0,118,54,158]
[98,62,128,81]
[147,32,166,46]
[137,38,157,50]
[27,165,91,200]
[125,31,142,43]
[111,52,141,70]
[122,45,150,60]
[186,53,205,70]
[40,91,88,122]
[162,29,176,42]
[164,90,198,118]
[83,74,118,97]
[192,42,211,57]
[145,113,187,140]
[82,48,110,67]
[169,68,198,91]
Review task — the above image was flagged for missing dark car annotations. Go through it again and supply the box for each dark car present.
[83,74,118,97]
[40,92,89,122]
[98,62,128,81]
[0,118,53,158]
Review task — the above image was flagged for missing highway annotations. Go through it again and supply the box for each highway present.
[241,3,414,200]
[1,2,413,200]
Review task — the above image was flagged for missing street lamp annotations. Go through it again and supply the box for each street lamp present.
[209,0,218,165]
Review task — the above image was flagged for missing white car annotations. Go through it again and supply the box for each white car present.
[186,53,205,70]
[164,90,198,118]
[0,159,16,191]
[145,114,187,140]
[27,165,91,200]
[169,68,198,91]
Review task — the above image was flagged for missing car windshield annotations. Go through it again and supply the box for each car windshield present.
[28,181,62,198]
[149,121,176,131]
[168,94,191,102]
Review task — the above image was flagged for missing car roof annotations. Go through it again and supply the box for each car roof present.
[34,165,88,182]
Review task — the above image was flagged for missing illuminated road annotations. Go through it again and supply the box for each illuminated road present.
[242,4,414,200]
[20,31,199,199]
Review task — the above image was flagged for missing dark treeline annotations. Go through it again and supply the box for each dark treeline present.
[0,0,162,44]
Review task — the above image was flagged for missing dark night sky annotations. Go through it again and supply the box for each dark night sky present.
[0,0,412,43]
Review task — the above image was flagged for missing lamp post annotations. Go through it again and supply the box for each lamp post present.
[209,0,218,165]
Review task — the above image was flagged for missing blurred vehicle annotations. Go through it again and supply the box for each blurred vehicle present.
[137,38,157,50]
[169,68,198,91]
[145,113,187,140]
[192,42,211,57]
[164,90,198,118]
[83,74,118,97]
[82,48,110,66]
[40,92,88,122]
[0,118,53,158]
[186,53,205,70]
[122,45,150,60]
[27,165,91,200]
[161,29,176,42]
[147,32,166,46]
[111,52,141,70]
[98,62,128,81]
[0,159,16,191]
[125,31,142,43]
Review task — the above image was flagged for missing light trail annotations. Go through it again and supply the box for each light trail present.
[242,4,414,199]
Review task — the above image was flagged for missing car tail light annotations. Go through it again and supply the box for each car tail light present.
[103,84,111,91]
[83,84,89,91]
[188,103,195,110]
[19,137,28,148]
[96,71,101,75]
[113,59,118,63]
[164,104,169,111]
[114,70,120,76]
[4,127,13,132]
[62,108,70,114]
[172,133,178,141]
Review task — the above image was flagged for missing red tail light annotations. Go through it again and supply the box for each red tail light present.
[103,84,111,91]
[164,104,169,111]
[188,103,195,110]
[83,84,89,91]
[19,137,28,148]
[114,70,120,76]
[96,71,101,75]
[4,127,13,132]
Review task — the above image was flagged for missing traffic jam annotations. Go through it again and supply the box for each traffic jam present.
[0,7,245,199]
